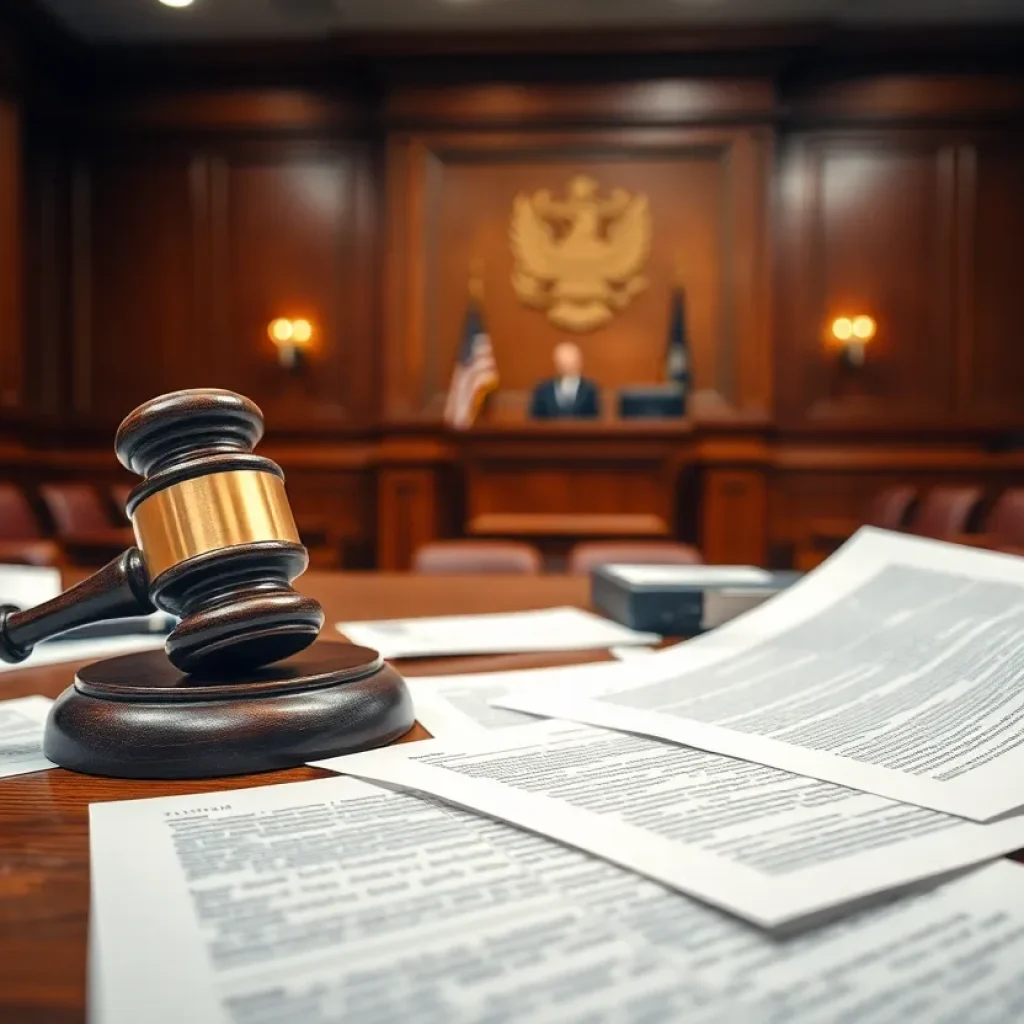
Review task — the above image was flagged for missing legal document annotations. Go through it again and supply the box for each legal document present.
[407,660,638,738]
[0,696,54,778]
[0,564,62,609]
[317,719,1024,927]
[89,772,1024,1023]
[336,605,659,659]
[498,528,1024,821]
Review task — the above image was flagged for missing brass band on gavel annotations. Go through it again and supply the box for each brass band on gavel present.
[130,470,301,580]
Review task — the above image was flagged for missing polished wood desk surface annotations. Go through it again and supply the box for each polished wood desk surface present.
[0,571,613,1024]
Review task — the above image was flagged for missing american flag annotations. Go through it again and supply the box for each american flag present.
[443,302,498,429]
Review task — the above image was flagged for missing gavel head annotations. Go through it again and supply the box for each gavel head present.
[115,389,324,675]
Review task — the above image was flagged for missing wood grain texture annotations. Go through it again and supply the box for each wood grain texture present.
[8,50,1024,576]
[73,148,202,417]
[377,468,441,571]
[957,138,1024,423]
[0,571,597,1024]
[777,133,957,426]
[383,123,772,422]
[207,143,373,428]
[385,79,776,127]
[0,97,23,414]
[67,107,373,431]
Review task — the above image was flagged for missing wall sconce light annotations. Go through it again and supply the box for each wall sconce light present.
[268,318,314,369]
[831,315,876,368]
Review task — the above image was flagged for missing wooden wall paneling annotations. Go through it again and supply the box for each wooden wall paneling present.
[71,143,207,422]
[206,140,372,428]
[0,96,22,415]
[461,430,684,541]
[384,79,777,128]
[377,467,440,570]
[776,132,958,427]
[382,134,431,421]
[955,136,1024,424]
[23,122,70,418]
[701,467,768,566]
[767,446,1024,567]
[276,466,374,569]
[383,122,772,424]
[731,128,774,416]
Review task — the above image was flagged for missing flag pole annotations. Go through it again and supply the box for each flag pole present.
[469,259,484,302]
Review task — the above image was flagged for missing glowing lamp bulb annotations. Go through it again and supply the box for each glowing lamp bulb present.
[291,319,313,344]
[831,317,853,342]
[852,315,876,340]
[268,318,293,343]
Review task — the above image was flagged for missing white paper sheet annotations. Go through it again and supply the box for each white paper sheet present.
[603,564,771,586]
[407,660,638,738]
[0,634,166,673]
[498,527,1024,822]
[88,771,1024,1023]
[0,564,62,609]
[0,695,54,777]
[337,605,659,659]
[316,719,1024,928]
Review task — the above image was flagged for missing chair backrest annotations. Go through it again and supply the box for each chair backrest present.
[986,488,1024,547]
[39,483,113,537]
[0,484,44,540]
[866,485,919,531]
[567,540,703,576]
[110,483,134,524]
[911,485,984,540]
[412,540,543,575]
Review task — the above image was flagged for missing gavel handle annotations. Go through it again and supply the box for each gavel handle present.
[0,548,154,664]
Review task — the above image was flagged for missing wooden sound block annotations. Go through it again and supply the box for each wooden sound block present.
[42,640,415,779]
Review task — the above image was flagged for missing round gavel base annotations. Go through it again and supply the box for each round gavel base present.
[42,641,415,779]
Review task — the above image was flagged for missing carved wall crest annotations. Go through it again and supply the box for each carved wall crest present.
[509,175,651,332]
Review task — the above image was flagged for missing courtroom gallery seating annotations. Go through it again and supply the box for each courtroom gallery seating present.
[110,483,133,524]
[908,485,984,541]
[39,482,135,567]
[956,487,1024,556]
[567,540,703,575]
[985,488,1024,554]
[796,484,921,570]
[412,539,544,574]
[0,483,62,568]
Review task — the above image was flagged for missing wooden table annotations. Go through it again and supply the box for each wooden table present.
[0,572,610,1024]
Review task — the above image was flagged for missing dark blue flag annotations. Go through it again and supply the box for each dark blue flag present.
[666,286,690,392]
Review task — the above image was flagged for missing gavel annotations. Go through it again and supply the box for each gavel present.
[8,388,414,779]
[0,389,323,674]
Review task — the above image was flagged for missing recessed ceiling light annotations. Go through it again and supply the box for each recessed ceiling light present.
[158,0,195,8]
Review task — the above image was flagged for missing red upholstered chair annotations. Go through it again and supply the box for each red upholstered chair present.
[865,485,919,530]
[412,540,543,575]
[567,541,703,576]
[952,488,1024,555]
[39,483,135,566]
[0,484,62,567]
[910,486,984,541]
[795,484,920,571]
[110,483,133,524]
[986,488,1024,549]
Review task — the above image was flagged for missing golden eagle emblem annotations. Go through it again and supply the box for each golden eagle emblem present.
[509,175,651,332]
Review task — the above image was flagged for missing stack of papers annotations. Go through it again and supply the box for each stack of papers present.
[336,605,659,659]
[0,564,62,608]
[84,528,1024,1021]
[0,696,54,778]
